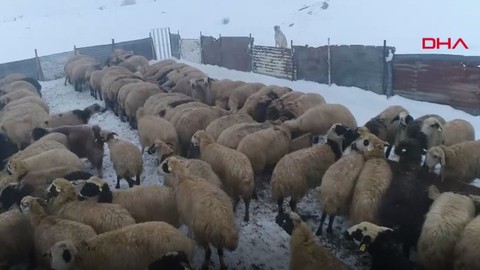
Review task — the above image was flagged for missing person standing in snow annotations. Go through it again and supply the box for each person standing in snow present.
[274,25,288,48]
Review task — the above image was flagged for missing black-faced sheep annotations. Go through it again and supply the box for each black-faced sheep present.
[266,91,326,121]
[191,130,254,222]
[147,251,193,270]
[43,103,104,128]
[136,107,179,154]
[31,125,105,177]
[78,176,180,226]
[216,122,271,150]
[0,209,34,269]
[100,131,143,188]
[19,196,97,268]
[349,133,392,226]
[420,117,475,149]
[276,211,350,270]
[315,148,364,235]
[283,104,357,139]
[163,157,238,270]
[416,190,476,270]
[391,113,446,151]
[345,221,415,270]
[424,140,480,183]
[46,178,136,234]
[47,221,196,270]
[271,123,359,216]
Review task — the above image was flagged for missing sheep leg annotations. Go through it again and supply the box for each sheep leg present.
[201,245,212,270]
[233,198,240,212]
[316,212,327,236]
[218,248,227,270]
[277,198,284,215]
[135,174,141,185]
[116,176,121,189]
[126,177,136,188]
[326,215,335,234]
[243,198,250,222]
[289,198,297,212]
[385,144,393,159]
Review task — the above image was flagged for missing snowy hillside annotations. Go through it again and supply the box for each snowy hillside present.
[1,0,480,63]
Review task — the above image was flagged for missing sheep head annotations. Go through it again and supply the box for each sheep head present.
[148,139,174,163]
[189,77,214,105]
[78,176,112,203]
[7,159,28,179]
[345,222,395,253]
[47,240,78,270]
[99,130,118,143]
[46,178,75,200]
[421,117,443,137]
[163,156,187,176]
[275,211,303,235]
[352,133,388,157]
[391,111,413,127]
[191,130,213,147]
[394,138,426,166]
[19,195,47,216]
[424,146,446,170]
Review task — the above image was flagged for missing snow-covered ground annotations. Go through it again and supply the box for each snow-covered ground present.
[1,0,479,64]
[39,58,480,270]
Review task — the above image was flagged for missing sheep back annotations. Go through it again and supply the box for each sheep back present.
[454,215,480,270]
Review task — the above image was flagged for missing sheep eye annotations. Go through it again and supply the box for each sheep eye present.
[363,139,369,146]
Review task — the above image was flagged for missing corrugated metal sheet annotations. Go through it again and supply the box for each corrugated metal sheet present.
[39,51,75,81]
[151,28,172,60]
[180,39,201,63]
[0,58,38,80]
[393,54,480,116]
[251,45,293,80]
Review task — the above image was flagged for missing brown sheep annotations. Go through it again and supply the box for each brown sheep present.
[43,103,103,128]
[238,85,293,122]
[124,82,163,128]
[228,82,266,111]
[136,107,179,154]
[205,112,254,141]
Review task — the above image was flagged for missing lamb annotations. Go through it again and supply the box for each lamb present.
[454,215,480,270]
[88,67,107,99]
[43,103,104,128]
[136,107,179,153]
[283,104,357,138]
[275,211,350,270]
[47,221,196,270]
[46,178,135,234]
[345,221,415,270]
[31,124,106,177]
[424,140,480,183]
[216,122,271,149]
[147,251,193,270]
[417,189,476,270]
[123,82,163,128]
[271,123,359,215]
[70,62,102,92]
[112,78,147,115]
[349,133,392,226]
[205,112,254,141]
[420,117,475,149]
[237,123,293,179]
[227,82,266,111]
[163,157,238,270]
[78,176,180,227]
[315,148,365,235]
[0,209,34,269]
[100,131,143,188]
[192,130,254,222]
[19,196,97,268]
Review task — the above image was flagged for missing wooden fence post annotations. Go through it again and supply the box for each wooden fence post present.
[73,45,77,55]
[34,49,43,81]
[290,40,295,81]
[249,33,254,72]
[111,39,115,51]
[327,38,331,87]
[149,32,157,60]
[200,31,204,64]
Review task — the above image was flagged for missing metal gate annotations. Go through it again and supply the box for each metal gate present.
[150,27,172,60]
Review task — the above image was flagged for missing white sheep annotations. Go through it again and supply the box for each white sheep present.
[47,221,196,270]
[100,131,143,188]
[164,157,238,270]
[424,140,480,183]
[454,214,480,270]
[349,133,392,226]
[420,117,475,149]
[78,176,180,227]
[417,189,476,270]
[191,130,254,222]
[46,178,136,234]
[19,196,97,268]
[275,211,350,270]
[136,107,179,154]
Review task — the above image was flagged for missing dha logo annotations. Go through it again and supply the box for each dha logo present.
[422,38,469,50]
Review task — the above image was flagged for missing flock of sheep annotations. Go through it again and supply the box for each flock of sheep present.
[0,48,480,270]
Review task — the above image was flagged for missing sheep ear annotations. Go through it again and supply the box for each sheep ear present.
[405,115,414,124]
[189,79,197,89]
[390,115,400,124]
